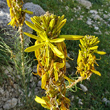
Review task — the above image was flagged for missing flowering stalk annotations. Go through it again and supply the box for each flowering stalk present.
[24,12,83,110]
[6,0,33,86]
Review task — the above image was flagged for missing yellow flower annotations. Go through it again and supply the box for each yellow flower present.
[7,0,33,27]
[77,35,106,79]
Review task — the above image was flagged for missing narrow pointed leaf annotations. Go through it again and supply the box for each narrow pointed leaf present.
[25,43,44,52]
[59,35,84,40]
[35,96,46,104]
[91,69,101,76]
[49,43,64,59]
[24,32,42,41]
[50,38,65,43]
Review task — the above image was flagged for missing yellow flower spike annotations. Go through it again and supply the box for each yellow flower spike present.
[59,35,84,40]
[35,96,46,104]
[95,51,106,55]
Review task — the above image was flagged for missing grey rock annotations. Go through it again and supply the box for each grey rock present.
[94,26,99,30]
[78,99,83,105]
[23,2,45,17]
[37,81,41,87]
[76,0,92,9]
[89,10,98,14]
[71,95,74,101]
[3,98,17,109]
[80,84,88,92]
[65,6,69,11]
[0,1,7,8]
[103,14,109,19]
[0,87,4,95]
[66,62,71,68]
[86,20,92,25]
[13,84,18,90]
[102,98,107,102]
[92,14,102,20]
[33,66,37,73]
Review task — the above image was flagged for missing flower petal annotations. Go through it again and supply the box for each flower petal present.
[59,35,84,40]
[23,9,33,14]
[49,43,64,59]
[25,43,44,52]
[25,21,40,32]
[91,69,101,76]
[95,51,106,55]
[35,96,46,104]
[24,32,42,41]
[50,38,65,43]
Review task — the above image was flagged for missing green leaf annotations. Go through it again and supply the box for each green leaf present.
[24,32,42,41]
[50,38,65,43]
[25,43,44,52]
[59,35,84,40]
[49,43,64,59]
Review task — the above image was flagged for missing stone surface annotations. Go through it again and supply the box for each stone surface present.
[66,62,71,68]
[80,84,88,92]
[3,98,17,109]
[23,2,45,17]
[33,66,37,73]
[37,81,41,87]
[78,99,83,105]
[76,0,92,9]
[89,10,98,14]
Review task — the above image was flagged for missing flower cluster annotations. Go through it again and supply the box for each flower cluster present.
[7,0,33,27]
[24,12,83,110]
[77,35,106,79]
